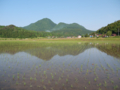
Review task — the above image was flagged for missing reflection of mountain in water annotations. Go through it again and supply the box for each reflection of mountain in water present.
[25,44,91,60]
[0,42,120,60]
[0,42,92,60]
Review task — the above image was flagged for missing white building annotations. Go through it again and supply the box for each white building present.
[78,35,81,38]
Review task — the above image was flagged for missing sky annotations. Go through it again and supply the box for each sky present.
[0,0,120,31]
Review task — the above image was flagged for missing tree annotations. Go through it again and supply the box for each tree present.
[82,34,84,37]
[106,31,112,36]
[85,34,89,37]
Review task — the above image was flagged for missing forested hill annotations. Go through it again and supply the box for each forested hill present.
[0,25,37,38]
[96,20,120,34]
[23,18,94,34]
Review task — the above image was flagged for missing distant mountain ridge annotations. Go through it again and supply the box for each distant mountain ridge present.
[23,18,94,34]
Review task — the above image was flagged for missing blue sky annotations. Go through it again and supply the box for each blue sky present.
[0,0,120,31]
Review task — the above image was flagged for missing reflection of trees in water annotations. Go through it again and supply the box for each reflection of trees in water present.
[94,44,120,59]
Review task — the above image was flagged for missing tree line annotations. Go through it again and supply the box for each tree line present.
[91,20,120,36]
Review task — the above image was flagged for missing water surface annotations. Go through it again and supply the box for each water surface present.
[0,42,120,90]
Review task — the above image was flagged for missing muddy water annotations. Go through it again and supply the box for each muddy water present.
[0,42,120,90]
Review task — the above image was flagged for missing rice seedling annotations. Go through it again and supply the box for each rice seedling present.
[52,75,54,79]
[59,77,61,81]
[51,73,53,76]
[104,81,107,87]
[114,85,118,89]
[37,85,41,88]
[30,84,32,88]
[36,70,37,74]
[55,82,58,85]
[88,81,90,85]
[39,64,41,67]
[94,78,96,81]
[30,77,33,80]
[22,76,25,80]
[71,85,73,88]
[111,80,114,84]
[98,83,101,86]
[62,83,64,87]
[23,73,25,76]
[51,87,54,90]
[43,85,46,89]
[23,82,26,85]
[17,76,19,79]
[12,75,15,79]
[44,71,46,75]
[75,78,78,82]
[84,87,87,89]
[66,78,68,82]
[98,88,101,90]
[34,77,37,81]
[42,79,44,83]
[48,80,51,84]
[36,66,38,69]
[16,82,19,85]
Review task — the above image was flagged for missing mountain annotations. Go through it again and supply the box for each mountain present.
[23,18,94,35]
[23,18,57,31]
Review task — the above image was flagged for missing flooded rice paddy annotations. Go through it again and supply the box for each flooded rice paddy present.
[0,42,120,90]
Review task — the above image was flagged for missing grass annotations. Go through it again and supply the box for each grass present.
[0,37,120,44]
